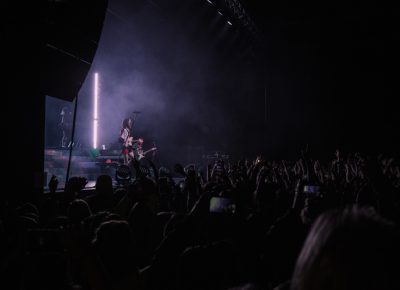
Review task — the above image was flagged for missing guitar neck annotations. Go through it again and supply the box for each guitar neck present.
[143,148,156,155]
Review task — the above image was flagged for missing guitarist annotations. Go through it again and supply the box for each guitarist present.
[133,138,157,160]
[119,117,136,165]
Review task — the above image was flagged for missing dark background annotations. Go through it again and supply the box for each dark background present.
[237,0,398,158]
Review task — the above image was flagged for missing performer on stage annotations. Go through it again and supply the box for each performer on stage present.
[59,106,73,148]
[133,138,158,162]
[133,137,144,160]
[119,117,135,165]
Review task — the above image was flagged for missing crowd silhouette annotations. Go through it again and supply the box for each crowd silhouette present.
[1,149,399,290]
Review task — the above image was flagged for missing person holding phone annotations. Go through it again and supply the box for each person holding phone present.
[209,196,236,214]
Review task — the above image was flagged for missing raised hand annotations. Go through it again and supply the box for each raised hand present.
[344,163,350,183]
[256,165,268,186]
[282,160,290,181]
[48,175,58,193]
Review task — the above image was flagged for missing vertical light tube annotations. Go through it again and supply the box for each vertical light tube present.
[93,72,99,149]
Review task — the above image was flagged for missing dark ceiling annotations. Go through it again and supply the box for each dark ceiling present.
[239,0,399,154]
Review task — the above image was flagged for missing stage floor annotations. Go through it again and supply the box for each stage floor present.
[44,147,122,190]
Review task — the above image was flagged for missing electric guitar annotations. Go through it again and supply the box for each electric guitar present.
[136,147,157,160]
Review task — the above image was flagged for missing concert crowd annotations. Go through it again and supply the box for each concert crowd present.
[1,149,399,290]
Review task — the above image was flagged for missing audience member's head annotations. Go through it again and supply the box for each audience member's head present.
[17,202,39,217]
[291,205,400,290]
[82,211,111,237]
[65,176,87,195]
[128,176,159,213]
[113,187,127,203]
[128,202,154,231]
[180,240,238,290]
[67,199,91,225]
[92,220,137,281]
[95,174,113,196]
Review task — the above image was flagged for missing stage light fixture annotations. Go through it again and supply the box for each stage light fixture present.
[93,72,99,149]
[115,164,132,183]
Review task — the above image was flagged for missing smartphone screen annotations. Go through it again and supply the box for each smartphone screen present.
[209,197,236,214]
[303,185,320,197]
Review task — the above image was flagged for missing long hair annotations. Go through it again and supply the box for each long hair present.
[291,205,399,290]
[122,118,131,129]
